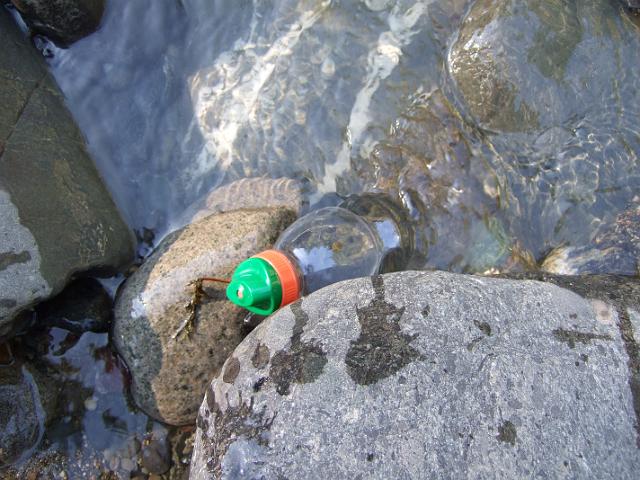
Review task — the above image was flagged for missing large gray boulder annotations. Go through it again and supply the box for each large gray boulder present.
[0,9,133,336]
[113,207,296,426]
[190,271,640,479]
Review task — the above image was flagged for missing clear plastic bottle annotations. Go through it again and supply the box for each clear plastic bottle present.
[226,193,414,315]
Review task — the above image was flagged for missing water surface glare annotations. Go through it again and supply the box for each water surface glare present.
[44,0,639,273]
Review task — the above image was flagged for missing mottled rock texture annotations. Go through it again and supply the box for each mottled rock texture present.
[191,271,640,479]
[113,208,295,425]
[11,0,105,46]
[0,9,133,336]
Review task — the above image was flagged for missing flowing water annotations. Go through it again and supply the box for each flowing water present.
[42,0,639,273]
[5,0,640,475]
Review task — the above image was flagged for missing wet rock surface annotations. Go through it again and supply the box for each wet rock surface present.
[141,427,172,475]
[191,271,640,479]
[446,0,640,261]
[10,0,105,46]
[113,208,296,426]
[542,204,640,275]
[0,361,55,466]
[35,278,113,334]
[0,8,133,334]
[190,177,306,223]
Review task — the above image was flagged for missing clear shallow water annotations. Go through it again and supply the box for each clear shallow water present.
[43,0,639,273]
[43,0,467,234]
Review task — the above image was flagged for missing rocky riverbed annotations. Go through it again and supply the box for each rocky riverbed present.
[1,0,639,478]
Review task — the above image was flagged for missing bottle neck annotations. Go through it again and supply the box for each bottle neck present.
[339,193,415,272]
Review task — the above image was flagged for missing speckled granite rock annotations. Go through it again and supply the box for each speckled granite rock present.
[190,271,640,479]
[113,208,296,426]
[0,9,133,337]
[11,0,105,46]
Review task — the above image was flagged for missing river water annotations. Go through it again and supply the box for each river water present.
[43,0,639,274]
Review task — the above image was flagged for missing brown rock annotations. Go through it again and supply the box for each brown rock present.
[112,208,295,425]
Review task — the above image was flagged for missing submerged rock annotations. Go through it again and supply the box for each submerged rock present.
[446,0,640,261]
[113,208,295,425]
[0,361,57,467]
[355,88,535,273]
[11,0,105,46]
[542,205,640,275]
[191,177,306,222]
[141,427,172,475]
[191,271,640,479]
[0,9,134,337]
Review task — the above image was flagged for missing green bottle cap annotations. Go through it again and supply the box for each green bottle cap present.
[226,257,282,315]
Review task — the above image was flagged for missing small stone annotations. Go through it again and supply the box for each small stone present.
[83,396,97,411]
[108,456,119,471]
[141,433,171,475]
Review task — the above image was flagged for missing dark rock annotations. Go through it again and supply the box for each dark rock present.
[35,278,112,333]
[191,271,640,478]
[0,8,134,336]
[113,208,296,425]
[11,0,105,47]
[621,0,640,10]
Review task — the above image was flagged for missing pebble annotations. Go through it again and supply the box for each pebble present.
[108,456,119,471]
[84,396,98,411]
[321,56,336,78]
[141,434,172,475]
[120,458,135,472]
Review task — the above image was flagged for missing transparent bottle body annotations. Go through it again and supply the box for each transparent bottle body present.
[274,207,384,295]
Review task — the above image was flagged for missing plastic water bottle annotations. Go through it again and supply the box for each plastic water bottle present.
[226,193,414,315]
